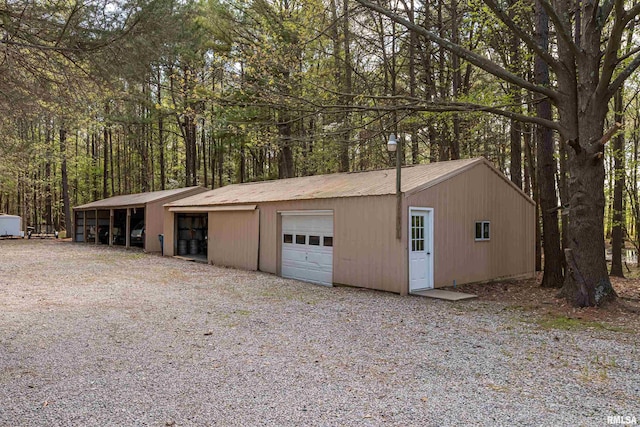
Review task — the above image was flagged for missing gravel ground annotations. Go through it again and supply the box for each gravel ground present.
[0,240,638,426]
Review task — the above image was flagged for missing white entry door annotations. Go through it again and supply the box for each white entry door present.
[281,212,333,286]
[409,207,434,292]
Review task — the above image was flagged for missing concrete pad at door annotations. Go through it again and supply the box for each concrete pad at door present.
[411,289,477,301]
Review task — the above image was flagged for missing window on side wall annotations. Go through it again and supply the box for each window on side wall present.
[475,221,490,241]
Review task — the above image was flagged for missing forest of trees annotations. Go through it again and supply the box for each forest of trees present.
[2,0,640,307]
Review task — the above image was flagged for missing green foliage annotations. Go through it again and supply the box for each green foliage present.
[1,0,639,249]
[537,315,630,333]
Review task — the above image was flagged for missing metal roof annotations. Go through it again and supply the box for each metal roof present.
[74,187,206,210]
[166,158,506,207]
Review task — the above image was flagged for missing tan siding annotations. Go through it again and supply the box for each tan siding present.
[406,162,535,288]
[145,200,164,252]
[143,187,208,252]
[163,209,175,256]
[257,196,405,294]
[208,210,259,270]
[160,162,532,294]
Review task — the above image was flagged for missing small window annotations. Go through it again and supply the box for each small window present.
[475,221,490,241]
[309,235,320,246]
[283,234,293,244]
[411,213,425,252]
[296,234,306,244]
[323,236,333,247]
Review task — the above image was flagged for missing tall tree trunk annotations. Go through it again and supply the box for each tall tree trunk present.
[632,107,640,262]
[109,129,115,195]
[450,0,461,160]
[335,0,351,172]
[554,0,616,306]
[60,127,72,235]
[408,0,419,164]
[610,88,625,277]
[507,0,522,188]
[278,111,294,179]
[74,131,79,205]
[437,0,449,161]
[217,136,223,187]
[44,122,52,231]
[116,130,122,195]
[103,124,109,199]
[158,67,166,190]
[202,118,208,188]
[526,116,542,271]
[534,0,564,288]
[91,132,98,201]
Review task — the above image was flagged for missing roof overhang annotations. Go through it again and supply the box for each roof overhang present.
[168,204,257,213]
[74,205,145,211]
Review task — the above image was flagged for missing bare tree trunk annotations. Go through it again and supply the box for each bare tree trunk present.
[525,115,542,271]
[507,2,522,188]
[116,130,122,195]
[60,127,72,235]
[632,107,640,261]
[278,111,295,179]
[610,87,625,277]
[535,0,563,288]
[554,0,616,306]
[202,118,208,188]
[157,67,166,190]
[450,0,461,160]
[333,0,351,172]
[217,136,223,187]
[103,123,109,199]
[408,0,419,164]
[109,128,114,195]
[91,132,98,201]
[44,122,53,231]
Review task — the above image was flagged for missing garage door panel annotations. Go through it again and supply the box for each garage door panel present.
[281,214,333,286]
[306,251,332,266]
[282,246,307,262]
[281,265,332,286]
[282,215,332,234]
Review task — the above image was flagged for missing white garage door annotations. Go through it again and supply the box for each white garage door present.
[281,212,333,286]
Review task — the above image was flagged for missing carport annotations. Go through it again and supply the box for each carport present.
[73,187,207,252]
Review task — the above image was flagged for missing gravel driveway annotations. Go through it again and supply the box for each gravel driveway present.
[1,240,638,426]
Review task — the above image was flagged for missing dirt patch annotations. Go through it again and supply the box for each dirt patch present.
[455,273,640,333]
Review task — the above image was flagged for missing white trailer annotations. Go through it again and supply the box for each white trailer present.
[0,214,23,238]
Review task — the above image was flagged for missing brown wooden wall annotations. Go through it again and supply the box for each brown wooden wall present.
[406,162,536,287]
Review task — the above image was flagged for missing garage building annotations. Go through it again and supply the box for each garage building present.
[163,158,535,294]
[73,186,207,252]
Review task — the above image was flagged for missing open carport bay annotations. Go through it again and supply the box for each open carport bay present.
[0,240,638,426]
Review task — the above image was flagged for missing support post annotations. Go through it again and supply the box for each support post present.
[82,211,86,243]
[126,208,131,248]
[396,136,402,240]
[109,209,114,246]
